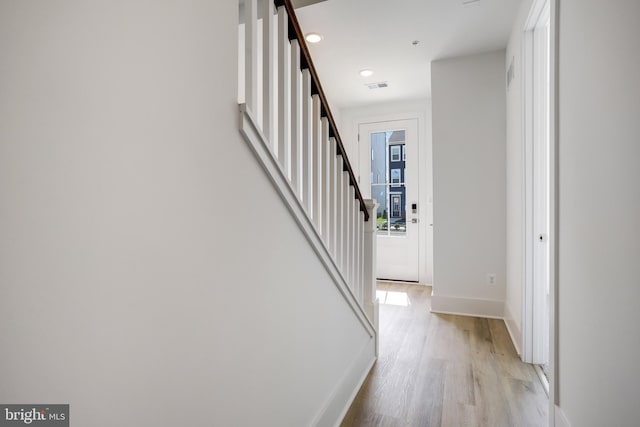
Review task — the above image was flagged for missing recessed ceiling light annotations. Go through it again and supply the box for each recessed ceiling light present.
[359,69,374,77]
[305,33,323,43]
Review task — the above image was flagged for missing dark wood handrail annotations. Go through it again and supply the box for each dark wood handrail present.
[274,0,369,221]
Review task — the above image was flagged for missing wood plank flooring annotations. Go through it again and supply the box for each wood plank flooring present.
[341,282,548,427]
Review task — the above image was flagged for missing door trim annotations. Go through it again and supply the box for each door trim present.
[359,119,419,282]
[521,0,559,424]
[360,118,424,285]
[346,107,432,285]
[523,0,551,366]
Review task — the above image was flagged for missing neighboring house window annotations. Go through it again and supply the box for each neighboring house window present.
[391,194,402,218]
[390,145,401,162]
[391,169,401,186]
[402,144,406,161]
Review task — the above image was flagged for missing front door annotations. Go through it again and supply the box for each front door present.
[359,119,419,281]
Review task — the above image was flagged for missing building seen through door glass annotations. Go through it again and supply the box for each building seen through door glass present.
[370,130,406,236]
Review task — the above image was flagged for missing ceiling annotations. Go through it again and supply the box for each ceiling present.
[294,0,523,109]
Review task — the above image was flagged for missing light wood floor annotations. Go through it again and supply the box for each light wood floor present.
[342,282,548,427]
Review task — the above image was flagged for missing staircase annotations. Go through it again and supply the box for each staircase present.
[238,0,378,329]
[238,2,379,423]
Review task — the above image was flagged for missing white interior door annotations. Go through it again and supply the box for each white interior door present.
[359,119,419,281]
[524,0,550,368]
[532,6,551,367]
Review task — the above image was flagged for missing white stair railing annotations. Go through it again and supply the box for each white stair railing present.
[238,0,376,322]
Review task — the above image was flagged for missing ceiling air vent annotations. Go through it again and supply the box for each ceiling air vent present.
[366,82,389,90]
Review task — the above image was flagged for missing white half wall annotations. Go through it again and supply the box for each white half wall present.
[0,2,374,426]
[339,99,433,285]
[431,50,506,318]
[556,1,640,426]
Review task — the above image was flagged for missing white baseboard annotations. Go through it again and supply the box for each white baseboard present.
[430,294,504,319]
[309,338,376,427]
[503,305,523,356]
[554,405,572,427]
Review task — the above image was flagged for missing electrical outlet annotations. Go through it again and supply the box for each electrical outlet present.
[487,273,497,286]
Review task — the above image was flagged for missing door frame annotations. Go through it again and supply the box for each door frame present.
[359,119,420,282]
[352,110,432,285]
[523,0,550,367]
[522,0,559,424]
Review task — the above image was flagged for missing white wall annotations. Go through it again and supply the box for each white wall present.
[556,1,640,426]
[0,2,374,426]
[339,99,433,284]
[504,0,535,356]
[431,50,507,317]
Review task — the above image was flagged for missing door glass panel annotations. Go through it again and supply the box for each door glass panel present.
[389,185,406,235]
[371,183,388,233]
[370,130,407,236]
